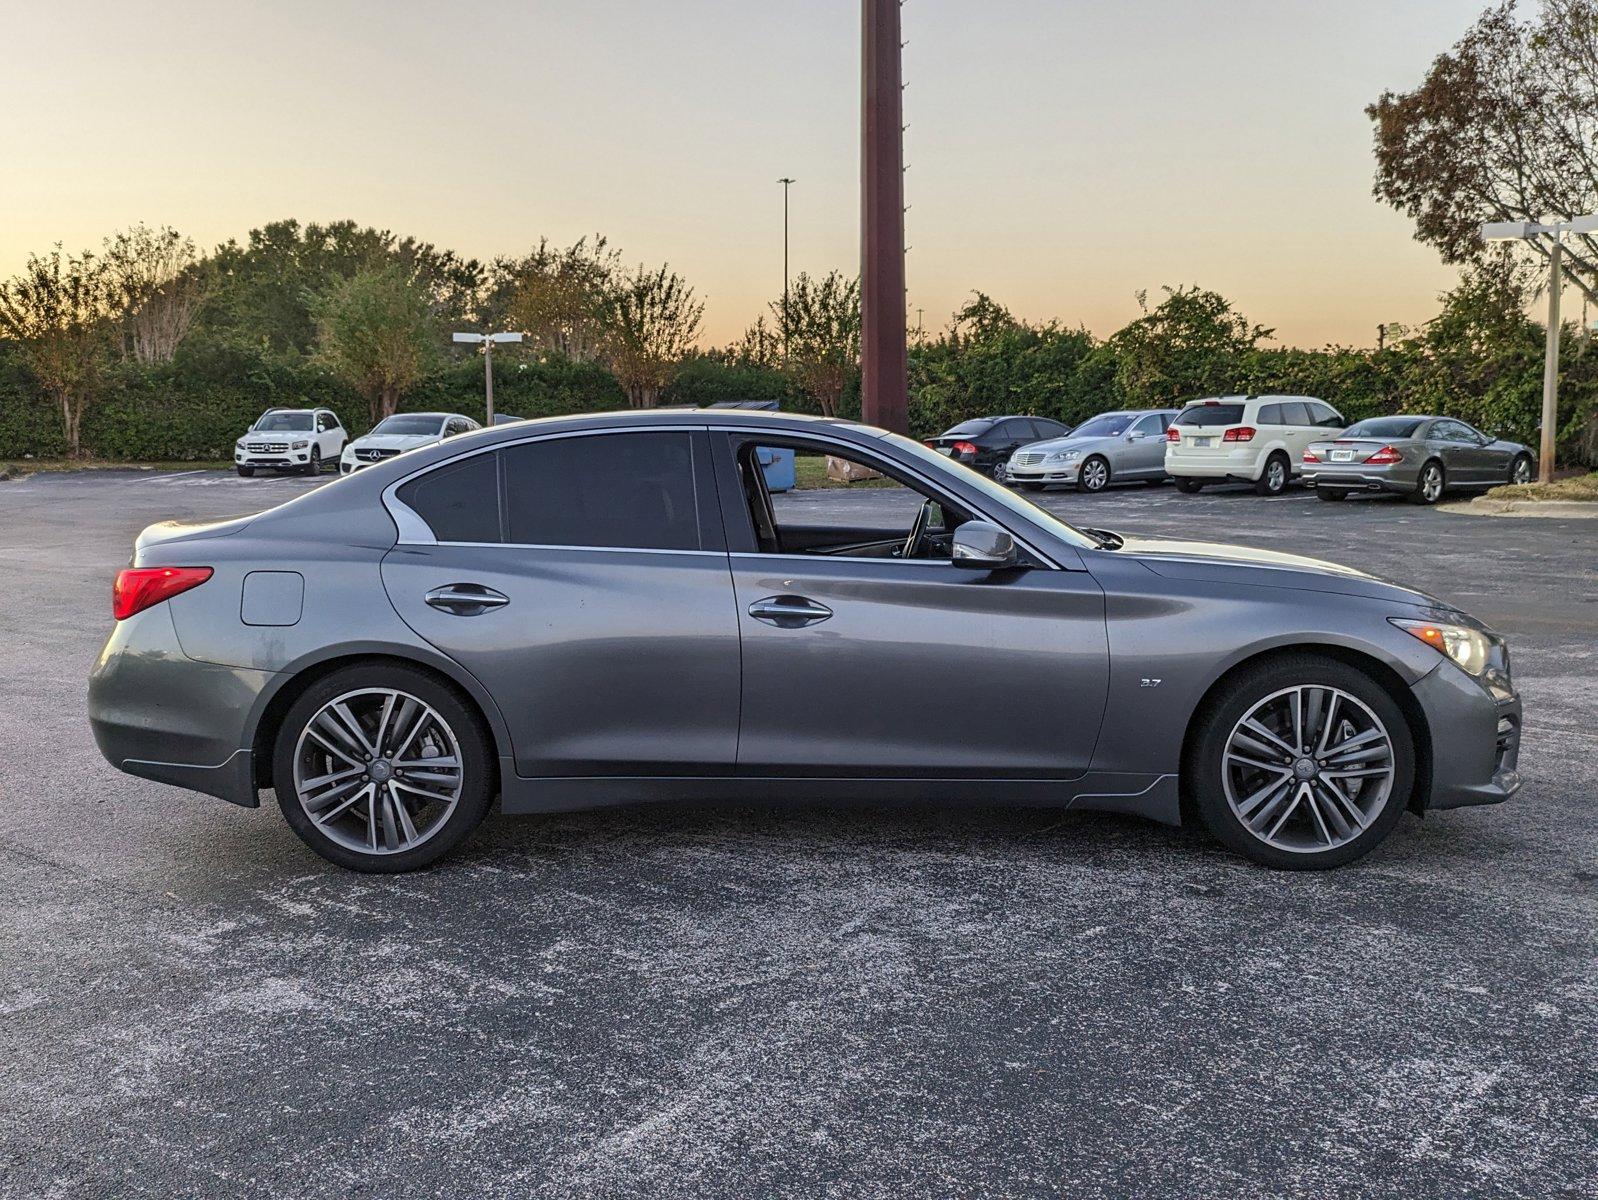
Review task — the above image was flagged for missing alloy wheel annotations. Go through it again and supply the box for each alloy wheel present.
[1266,459,1286,492]
[1420,464,1443,503]
[292,687,464,855]
[1082,458,1109,491]
[1512,457,1532,485]
[1221,685,1395,854]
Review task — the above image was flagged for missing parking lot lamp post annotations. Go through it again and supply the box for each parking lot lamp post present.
[452,331,524,425]
[1482,214,1598,483]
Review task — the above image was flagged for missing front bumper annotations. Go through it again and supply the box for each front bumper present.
[88,605,273,808]
[1411,660,1522,810]
[236,448,311,469]
[1008,461,1080,484]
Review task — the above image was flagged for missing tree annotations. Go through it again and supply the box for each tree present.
[0,246,113,457]
[485,236,620,362]
[771,270,861,418]
[1107,286,1271,406]
[599,264,703,408]
[310,264,441,423]
[102,223,208,365]
[1369,0,1598,303]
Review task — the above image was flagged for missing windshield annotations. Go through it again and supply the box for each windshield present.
[372,414,446,436]
[942,420,994,437]
[886,433,1099,551]
[1172,403,1245,427]
[1071,413,1135,438]
[253,412,314,432]
[1343,417,1425,439]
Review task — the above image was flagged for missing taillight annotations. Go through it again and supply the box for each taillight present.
[1165,427,1180,443]
[952,441,978,455]
[1222,426,1256,442]
[113,567,213,621]
[1367,445,1403,464]
[1303,449,1320,462]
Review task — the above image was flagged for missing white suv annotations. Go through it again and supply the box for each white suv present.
[1165,395,1346,496]
[235,408,347,477]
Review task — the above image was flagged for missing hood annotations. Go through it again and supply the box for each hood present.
[1115,534,1450,608]
[1018,433,1121,455]
[346,433,441,453]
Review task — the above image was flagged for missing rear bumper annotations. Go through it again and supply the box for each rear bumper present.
[1303,466,1416,493]
[1166,453,1269,481]
[1411,661,1522,811]
[88,606,272,808]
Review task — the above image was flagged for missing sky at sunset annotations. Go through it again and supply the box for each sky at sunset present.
[2,0,1493,349]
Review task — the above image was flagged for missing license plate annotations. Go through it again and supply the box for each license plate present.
[937,447,954,456]
[1330,449,1354,462]
[1192,437,1213,448]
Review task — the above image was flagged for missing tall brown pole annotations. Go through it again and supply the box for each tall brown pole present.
[860,0,908,433]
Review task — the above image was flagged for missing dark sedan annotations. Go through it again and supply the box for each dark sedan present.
[1304,416,1535,504]
[925,415,1073,479]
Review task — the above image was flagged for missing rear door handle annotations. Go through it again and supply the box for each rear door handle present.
[425,583,510,616]
[747,595,833,628]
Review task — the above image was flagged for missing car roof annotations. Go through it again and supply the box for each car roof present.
[377,412,461,421]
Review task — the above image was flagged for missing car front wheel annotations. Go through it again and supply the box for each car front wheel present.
[1077,455,1111,493]
[273,664,496,872]
[236,465,255,478]
[1509,454,1533,485]
[1186,655,1414,869]
[1173,477,1204,494]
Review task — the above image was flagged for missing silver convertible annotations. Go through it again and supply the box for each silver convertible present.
[89,410,1522,873]
[1303,415,1535,504]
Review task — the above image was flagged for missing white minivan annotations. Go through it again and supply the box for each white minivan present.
[1165,395,1346,496]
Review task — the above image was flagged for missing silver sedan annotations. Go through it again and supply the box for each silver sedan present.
[1304,416,1535,505]
[1006,409,1178,492]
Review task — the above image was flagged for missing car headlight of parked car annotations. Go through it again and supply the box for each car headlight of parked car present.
[1049,450,1080,463]
[1390,618,1496,677]
[292,440,310,450]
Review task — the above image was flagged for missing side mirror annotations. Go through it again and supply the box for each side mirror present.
[951,521,1018,570]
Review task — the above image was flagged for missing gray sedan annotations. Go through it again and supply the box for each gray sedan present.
[89,409,1521,873]
[1304,415,1535,504]
[1006,409,1178,492]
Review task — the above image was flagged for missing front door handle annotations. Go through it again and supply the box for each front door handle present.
[425,583,510,616]
[748,595,833,628]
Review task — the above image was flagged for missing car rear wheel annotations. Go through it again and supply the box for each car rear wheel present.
[1254,453,1289,496]
[236,466,255,478]
[1408,460,1445,505]
[1186,655,1414,869]
[1316,487,1349,502]
[1509,454,1533,485]
[273,664,495,872]
[1077,456,1111,493]
[1173,477,1204,494]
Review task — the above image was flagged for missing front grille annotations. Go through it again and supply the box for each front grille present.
[1495,715,1520,771]
[1015,452,1046,466]
[358,448,401,462]
[247,442,290,453]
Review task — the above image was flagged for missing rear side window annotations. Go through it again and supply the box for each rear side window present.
[1277,401,1313,425]
[501,431,703,551]
[1173,404,1246,427]
[1257,403,1284,425]
[396,452,501,543]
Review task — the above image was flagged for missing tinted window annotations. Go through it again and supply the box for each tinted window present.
[1433,420,1475,443]
[1130,414,1164,436]
[1172,404,1246,427]
[1257,404,1284,425]
[397,452,500,543]
[502,432,702,551]
[1309,402,1345,428]
[943,420,994,438]
[1279,401,1315,425]
[1345,417,1425,439]
[1036,419,1070,437]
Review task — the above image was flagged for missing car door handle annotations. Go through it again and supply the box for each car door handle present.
[425,583,510,616]
[747,595,833,628]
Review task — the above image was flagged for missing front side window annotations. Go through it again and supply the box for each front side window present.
[1073,413,1135,438]
[502,432,703,551]
[1129,414,1164,437]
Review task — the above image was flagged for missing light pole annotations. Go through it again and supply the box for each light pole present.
[452,331,524,425]
[778,177,795,357]
[1482,214,1598,482]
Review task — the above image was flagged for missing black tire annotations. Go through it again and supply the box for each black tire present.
[1018,481,1044,492]
[273,663,496,872]
[1076,455,1111,493]
[1185,654,1415,870]
[1316,487,1349,502]
[1407,459,1445,505]
[236,466,255,478]
[1254,452,1290,496]
[1508,454,1533,485]
[1173,477,1204,494]
[304,447,321,476]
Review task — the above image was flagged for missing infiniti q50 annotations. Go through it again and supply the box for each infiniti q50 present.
[89,410,1522,872]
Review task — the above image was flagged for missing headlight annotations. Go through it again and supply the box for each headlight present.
[235,437,246,447]
[1049,450,1081,463]
[292,440,310,450]
[1390,618,1493,677]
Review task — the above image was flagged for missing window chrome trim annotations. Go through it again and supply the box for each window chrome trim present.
[381,419,1069,567]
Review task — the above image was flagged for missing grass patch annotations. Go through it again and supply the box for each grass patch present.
[791,455,901,490]
[1484,471,1598,502]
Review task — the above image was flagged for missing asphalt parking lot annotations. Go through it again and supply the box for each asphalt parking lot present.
[2,468,1594,1199]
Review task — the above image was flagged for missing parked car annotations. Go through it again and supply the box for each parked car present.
[340,412,481,475]
[1166,395,1346,496]
[1006,409,1178,492]
[1303,416,1535,505]
[235,408,347,477]
[91,409,1521,874]
[925,415,1073,480]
